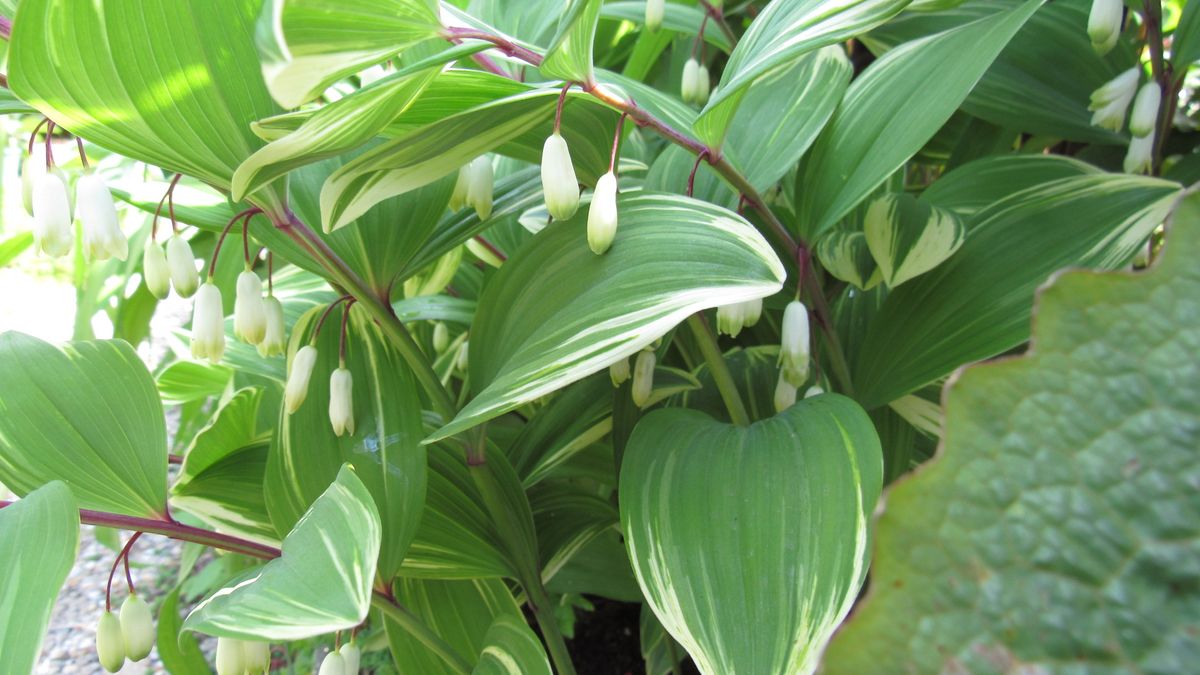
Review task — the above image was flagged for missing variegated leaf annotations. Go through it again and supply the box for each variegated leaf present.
[427,192,785,442]
[600,1,733,52]
[256,0,443,108]
[473,615,553,675]
[693,0,912,149]
[864,192,965,288]
[540,0,602,83]
[817,229,881,291]
[183,465,380,641]
[620,396,883,675]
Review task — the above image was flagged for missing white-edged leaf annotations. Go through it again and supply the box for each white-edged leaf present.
[255,0,442,108]
[473,615,553,675]
[0,481,80,675]
[540,0,602,83]
[182,465,380,641]
[427,192,785,442]
[693,0,911,148]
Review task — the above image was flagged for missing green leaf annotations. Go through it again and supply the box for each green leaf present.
[863,0,1135,144]
[796,0,1043,239]
[10,0,286,209]
[428,192,785,442]
[1174,0,1200,68]
[266,304,426,579]
[255,0,443,108]
[0,333,168,518]
[0,481,79,675]
[620,396,883,675]
[0,231,34,267]
[693,0,911,149]
[853,172,1181,408]
[232,45,480,200]
[386,578,524,674]
[822,190,1200,675]
[863,192,965,288]
[641,605,685,675]
[473,615,553,675]
[541,0,602,83]
[600,1,733,52]
[0,87,35,115]
[156,587,210,675]
[184,465,380,641]
[157,360,233,404]
[919,154,1098,219]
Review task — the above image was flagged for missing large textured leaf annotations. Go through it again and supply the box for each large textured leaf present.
[0,482,79,675]
[796,0,1043,239]
[266,304,426,579]
[693,0,911,148]
[385,578,524,674]
[10,0,286,210]
[255,0,443,108]
[0,333,167,518]
[853,173,1180,408]
[184,465,380,641]
[822,191,1200,674]
[428,192,785,441]
[540,0,601,83]
[621,396,883,675]
[232,44,484,200]
[864,0,1135,144]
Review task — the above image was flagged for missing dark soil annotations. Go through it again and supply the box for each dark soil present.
[566,598,699,675]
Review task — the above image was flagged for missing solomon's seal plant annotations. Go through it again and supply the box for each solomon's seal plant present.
[0,0,1195,674]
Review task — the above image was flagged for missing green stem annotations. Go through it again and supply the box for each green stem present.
[686,314,750,425]
[526,581,577,675]
[373,592,473,674]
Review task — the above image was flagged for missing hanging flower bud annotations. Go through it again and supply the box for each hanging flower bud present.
[340,641,361,674]
[1087,0,1123,56]
[242,641,271,674]
[682,58,701,104]
[805,385,825,399]
[466,238,504,268]
[1088,68,1139,132]
[215,637,246,675]
[1123,131,1155,175]
[716,303,746,337]
[257,296,287,357]
[610,356,631,387]
[286,345,319,413]
[190,282,226,364]
[432,321,449,353]
[695,62,711,105]
[1129,81,1161,138]
[32,172,73,257]
[774,373,798,414]
[632,349,655,408]
[449,166,469,212]
[119,594,155,661]
[455,341,470,373]
[541,132,580,220]
[587,171,619,254]
[329,366,355,437]
[234,271,268,345]
[646,0,664,31]
[779,300,810,386]
[466,156,494,221]
[166,235,200,298]
[740,298,763,328]
[77,173,128,261]
[143,239,171,299]
[22,143,47,217]
[96,610,126,673]
[319,650,347,675]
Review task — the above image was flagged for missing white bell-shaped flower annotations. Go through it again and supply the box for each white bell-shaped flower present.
[449,165,470,212]
[166,235,200,298]
[257,295,287,357]
[22,144,47,217]
[1088,0,1123,56]
[695,62,711,105]
[96,610,126,673]
[77,173,128,261]
[340,642,361,674]
[242,641,271,674]
[432,321,449,353]
[329,366,355,437]
[740,298,763,327]
[190,282,226,364]
[32,172,73,257]
[319,651,347,675]
[1123,131,1155,175]
[234,270,267,345]
[1129,81,1161,138]
[119,595,155,661]
[805,385,825,399]
[774,373,798,414]
[646,0,664,31]
[285,345,319,413]
[716,303,746,337]
[610,356,631,387]
[215,637,246,675]
[632,349,656,408]
[779,300,810,386]
[1088,67,1139,132]
[541,132,580,220]
[143,239,171,299]
[456,341,470,373]
[466,156,494,221]
[682,58,701,104]
[587,171,619,254]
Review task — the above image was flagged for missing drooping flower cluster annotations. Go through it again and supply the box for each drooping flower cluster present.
[715,298,763,338]
[317,640,361,675]
[1087,66,1160,176]
[773,300,811,413]
[216,637,272,675]
[450,155,495,220]
[284,300,359,437]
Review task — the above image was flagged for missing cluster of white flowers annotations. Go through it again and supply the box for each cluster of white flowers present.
[25,140,128,261]
[317,641,361,675]
[450,155,494,220]
[94,596,155,672]
[773,300,812,413]
[215,637,273,675]
[715,298,763,338]
[284,340,356,438]
[681,58,711,106]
